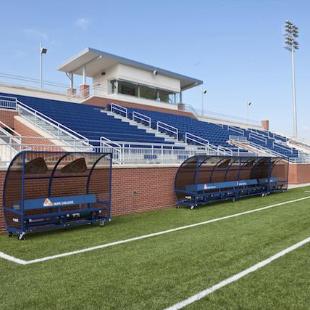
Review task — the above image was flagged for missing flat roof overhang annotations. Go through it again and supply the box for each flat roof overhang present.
[58,48,203,90]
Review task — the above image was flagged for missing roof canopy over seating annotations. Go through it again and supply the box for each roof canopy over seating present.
[3,151,112,210]
[174,155,289,193]
[58,48,203,90]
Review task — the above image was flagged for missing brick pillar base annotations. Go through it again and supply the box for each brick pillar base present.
[80,84,90,98]
[261,120,270,131]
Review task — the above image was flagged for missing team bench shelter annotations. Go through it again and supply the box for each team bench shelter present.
[3,151,112,240]
[174,155,288,209]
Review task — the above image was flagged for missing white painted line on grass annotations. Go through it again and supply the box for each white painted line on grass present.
[0,251,27,265]
[23,195,310,265]
[164,235,310,310]
[1,195,310,265]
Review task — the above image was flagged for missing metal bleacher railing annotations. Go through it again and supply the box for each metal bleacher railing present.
[132,111,151,127]
[0,136,212,166]
[184,104,261,128]
[108,103,237,156]
[0,96,308,165]
[0,97,91,151]
[0,97,211,165]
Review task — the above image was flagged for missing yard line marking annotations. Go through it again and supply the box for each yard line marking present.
[0,196,309,265]
[164,235,310,310]
[0,251,27,265]
[21,195,310,265]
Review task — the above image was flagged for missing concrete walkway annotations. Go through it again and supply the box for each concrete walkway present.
[288,183,310,189]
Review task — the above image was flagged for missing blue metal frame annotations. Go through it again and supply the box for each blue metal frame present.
[3,150,113,239]
[174,155,288,209]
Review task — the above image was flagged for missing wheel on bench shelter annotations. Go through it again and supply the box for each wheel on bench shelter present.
[3,150,113,238]
[174,155,289,209]
[18,233,25,240]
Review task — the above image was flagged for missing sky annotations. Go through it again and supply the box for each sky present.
[0,0,309,141]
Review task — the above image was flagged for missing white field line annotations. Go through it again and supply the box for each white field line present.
[164,235,310,310]
[1,196,310,265]
[0,251,27,265]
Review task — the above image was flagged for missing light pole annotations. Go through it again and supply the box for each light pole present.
[40,44,48,89]
[284,20,299,139]
[246,101,253,126]
[201,89,207,116]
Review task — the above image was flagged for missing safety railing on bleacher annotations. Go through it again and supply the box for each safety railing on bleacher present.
[110,103,128,118]
[132,111,151,127]
[156,121,178,139]
[184,132,210,147]
[0,96,17,110]
[13,100,91,152]
[248,133,268,145]
[0,72,74,97]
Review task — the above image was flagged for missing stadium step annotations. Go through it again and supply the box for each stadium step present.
[19,110,90,151]
[104,110,191,148]
[228,138,278,157]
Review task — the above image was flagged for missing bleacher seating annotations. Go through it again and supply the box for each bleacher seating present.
[0,92,300,159]
[108,104,299,159]
[227,127,298,158]
[1,93,174,146]
[123,106,235,149]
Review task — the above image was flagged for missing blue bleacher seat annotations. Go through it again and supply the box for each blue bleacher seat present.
[0,91,299,159]
[1,93,173,146]
[108,104,299,159]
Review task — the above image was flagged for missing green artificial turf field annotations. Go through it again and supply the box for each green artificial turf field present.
[1,186,310,310]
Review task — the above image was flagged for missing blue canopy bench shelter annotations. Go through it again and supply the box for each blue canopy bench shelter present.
[3,151,112,239]
[174,155,288,209]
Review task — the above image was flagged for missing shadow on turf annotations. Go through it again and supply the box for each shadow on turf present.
[6,191,287,240]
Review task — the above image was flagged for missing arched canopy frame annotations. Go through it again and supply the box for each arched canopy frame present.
[175,155,288,194]
[3,150,112,233]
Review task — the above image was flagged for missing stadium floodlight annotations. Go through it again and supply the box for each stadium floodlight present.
[284,20,299,139]
[40,44,48,89]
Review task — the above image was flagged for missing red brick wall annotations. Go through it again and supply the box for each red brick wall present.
[288,163,310,184]
[0,110,18,128]
[112,167,177,216]
[0,162,309,233]
[0,171,5,233]
[0,166,178,233]
[84,96,195,118]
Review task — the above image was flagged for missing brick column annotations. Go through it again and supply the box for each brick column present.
[80,84,90,98]
[261,120,270,131]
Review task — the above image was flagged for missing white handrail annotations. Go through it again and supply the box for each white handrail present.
[228,126,244,135]
[110,103,128,118]
[235,138,290,158]
[156,121,178,139]
[229,135,247,142]
[184,132,210,147]
[249,128,273,140]
[0,120,21,145]
[16,100,90,145]
[248,133,267,145]
[183,104,199,118]
[99,136,122,164]
[109,140,183,149]
[132,111,151,127]
[0,96,17,110]
[273,142,294,154]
